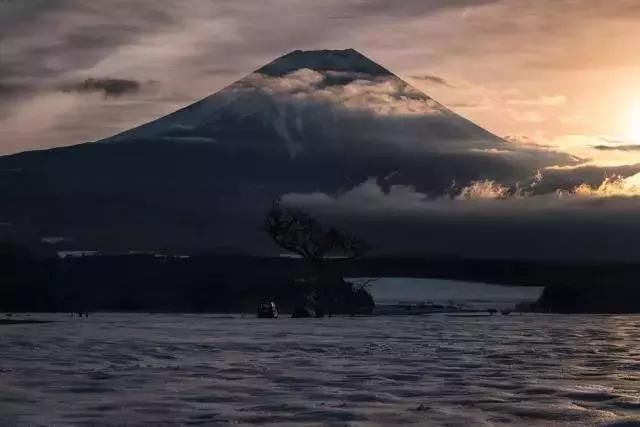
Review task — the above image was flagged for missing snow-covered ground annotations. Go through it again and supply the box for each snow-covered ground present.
[1,311,638,425]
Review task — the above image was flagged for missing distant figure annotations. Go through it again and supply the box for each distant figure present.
[488,308,498,315]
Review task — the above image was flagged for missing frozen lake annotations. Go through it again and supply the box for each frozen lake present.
[366,277,543,308]
[2,312,640,426]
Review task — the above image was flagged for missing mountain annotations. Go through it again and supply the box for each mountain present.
[0,49,574,255]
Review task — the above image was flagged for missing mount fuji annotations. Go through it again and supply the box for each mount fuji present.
[0,49,575,254]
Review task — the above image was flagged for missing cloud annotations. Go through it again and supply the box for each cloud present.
[335,0,499,20]
[410,74,454,87]
[41,237,69,245]
[0,0,487,102]
[535,162,640,194]
[593,144,640,152]
[503,135,552,148]
[455,179,511,199]
[0,82,32,96]
[448,101,483,109]
[280,173,640,260]
[507,95,566,107]
[0,89,185,154]
[59,78,147,97]
[541,134,640,168]
[237,69,446,117]
[0,2,175,86]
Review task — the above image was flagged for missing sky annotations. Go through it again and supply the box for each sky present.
[3,0,640,167]
[6,0,640,259]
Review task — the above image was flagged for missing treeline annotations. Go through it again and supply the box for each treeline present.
[0,244,372,313]
[4,241,640,313]
[1,242,57,311]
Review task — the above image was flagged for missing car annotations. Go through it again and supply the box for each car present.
[257,301,278,318]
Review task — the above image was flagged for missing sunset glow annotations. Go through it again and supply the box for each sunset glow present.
[629,104,640,142]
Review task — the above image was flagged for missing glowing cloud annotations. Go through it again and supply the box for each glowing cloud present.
[237,69,447,117]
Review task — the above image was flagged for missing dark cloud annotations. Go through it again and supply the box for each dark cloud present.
[411,74,454,87]
[59,78,146,97]
[341,0,498,19]
[0,82,32,96]
[448,102,481,108]
[0,1,178,91]
[593,145,640,152]
[0,0,499,102]
[600,137,627,144]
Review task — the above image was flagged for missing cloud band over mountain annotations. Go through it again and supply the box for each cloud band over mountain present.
[282,173,640,260]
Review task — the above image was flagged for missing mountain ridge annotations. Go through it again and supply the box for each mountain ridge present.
[98,48,507,155]
[257,48,393,77]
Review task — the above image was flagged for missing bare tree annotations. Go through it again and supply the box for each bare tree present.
[265,198,368,263]
[265,199,371,316]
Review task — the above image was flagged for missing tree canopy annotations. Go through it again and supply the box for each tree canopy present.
[265,199,368,262]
